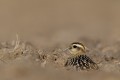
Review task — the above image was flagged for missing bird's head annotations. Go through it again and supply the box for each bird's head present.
[68,42,87,55]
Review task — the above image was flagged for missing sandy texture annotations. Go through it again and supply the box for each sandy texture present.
[0,38,120,80]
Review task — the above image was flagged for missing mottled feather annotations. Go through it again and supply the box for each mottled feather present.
[65,55,98,70]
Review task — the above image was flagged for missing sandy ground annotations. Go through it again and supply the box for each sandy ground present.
[0,0,120,80]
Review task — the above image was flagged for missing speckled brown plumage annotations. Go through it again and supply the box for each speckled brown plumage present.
[65,55,98,70]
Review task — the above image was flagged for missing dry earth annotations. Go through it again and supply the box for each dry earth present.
[0,37,120,80]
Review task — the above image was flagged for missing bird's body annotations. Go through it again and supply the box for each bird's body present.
[64,42,98,70]
[65,54,98,70]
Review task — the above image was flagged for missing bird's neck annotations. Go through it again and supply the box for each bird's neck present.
[71,52,85,57]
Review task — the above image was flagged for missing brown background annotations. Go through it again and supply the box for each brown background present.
[0,0,120,47]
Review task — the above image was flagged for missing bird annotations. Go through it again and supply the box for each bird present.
[64,42,98,70]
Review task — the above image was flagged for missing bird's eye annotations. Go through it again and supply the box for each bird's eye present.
[73,45,77,48]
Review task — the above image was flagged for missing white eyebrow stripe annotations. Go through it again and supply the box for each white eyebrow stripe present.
[73,44,84,49]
